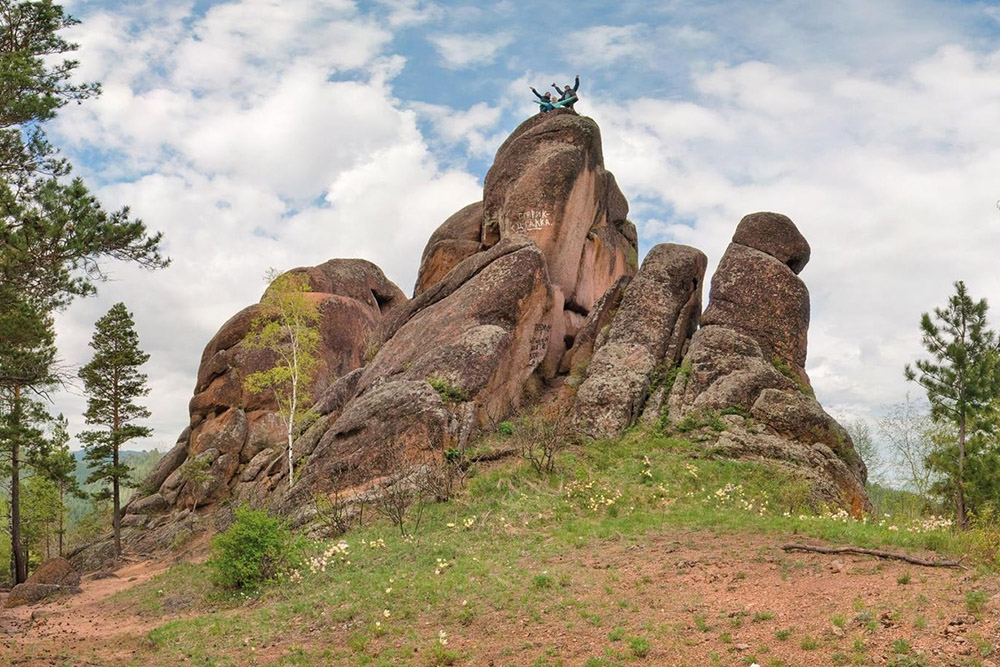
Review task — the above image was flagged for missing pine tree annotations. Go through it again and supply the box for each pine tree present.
[0,1,167,314]
[0,294,55,582]
[0,0,100,178]
[905,280,1000,529]
[21,471,58,563]
[32,415,82,556]
[243,272,321,491]
[1,2,166,574]
[78,303,151,557]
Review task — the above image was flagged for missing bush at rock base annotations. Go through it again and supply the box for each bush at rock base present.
[208,506,303,592]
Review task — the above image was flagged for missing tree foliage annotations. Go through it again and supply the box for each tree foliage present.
[0,0,167,313]
[78,302,152,557]
[905,280,1000,529]
[0,2,167,577]
[30,414,81,556]
[843,419,884,485]
[243,271,321,491]
[0,0,100,176]
[876,394,937,497]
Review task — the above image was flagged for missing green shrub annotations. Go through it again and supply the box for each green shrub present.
[427,375,468,403]
[675,409,726,433]
[209,506,302,591]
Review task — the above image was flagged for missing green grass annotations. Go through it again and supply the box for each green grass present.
[111,428,976,664]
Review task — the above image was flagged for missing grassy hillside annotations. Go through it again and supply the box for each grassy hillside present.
[10,429,999,666]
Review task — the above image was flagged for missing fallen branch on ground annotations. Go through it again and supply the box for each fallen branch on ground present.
[781,543,963,568]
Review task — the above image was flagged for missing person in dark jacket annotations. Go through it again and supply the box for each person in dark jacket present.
[551,75,580,109]
[530,86,555,113]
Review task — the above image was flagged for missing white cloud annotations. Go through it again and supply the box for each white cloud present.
[429,32,513,69]
[46,0,481,449]
[588,43,1000,428]
[409,100,504,157]
[564,24,652,67]
[373,0,443,27]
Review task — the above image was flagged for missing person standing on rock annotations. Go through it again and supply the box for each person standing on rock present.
[530,86,556,113]
[552,75,580,110]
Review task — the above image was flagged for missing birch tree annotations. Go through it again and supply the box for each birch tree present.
[243,272,320,491]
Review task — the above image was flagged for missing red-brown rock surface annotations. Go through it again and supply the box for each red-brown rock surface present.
[483,109,638,369]
[128,259,407,516]
[574,243,706,439]
[414,201,484,297]
[732,211,811,274]
[6,558,81,608]
[668,213,869,514]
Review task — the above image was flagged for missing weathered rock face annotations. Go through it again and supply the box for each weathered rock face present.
[483,109,638,368]
[414,201,484,297]
[731,211,811,274]
[362,237,552,425]
[574,244,707,439]
[701,243,810,383]
[259,238,554,514]
[129,259,407,518]
[668,213,869,515]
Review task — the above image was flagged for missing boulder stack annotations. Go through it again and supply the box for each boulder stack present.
[573,243,706,439]
[74,114,869,569]
[667,212,870,514]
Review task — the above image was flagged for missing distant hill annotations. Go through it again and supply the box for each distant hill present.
[72,449,164,490]
[67,449,164,524]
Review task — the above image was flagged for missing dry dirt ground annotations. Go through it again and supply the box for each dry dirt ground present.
[1,530,997,666]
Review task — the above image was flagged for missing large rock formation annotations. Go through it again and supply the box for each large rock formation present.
[106,107,639,546]
[74,113,868,569]
[667,212,869,514]
[139,259,407,513]
[573,243,706,439]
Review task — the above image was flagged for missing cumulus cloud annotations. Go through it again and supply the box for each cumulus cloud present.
[429,31,513,69]
[564,24,652,66]
[589,43,1000,427]
[47,0,481,449]
[409,100,504,157]
[372,0,443,27]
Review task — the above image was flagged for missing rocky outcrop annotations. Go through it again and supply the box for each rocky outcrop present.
[6,558,81,608]
[83,116,869,569]
[574,244,707,439]
[414,202,484,297]
[104,108,638,555]
[126,259,407,519]
[269,237,553,514]
[483,109,638,372]
[667,213,869,514]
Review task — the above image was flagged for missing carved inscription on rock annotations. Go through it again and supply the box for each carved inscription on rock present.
[503,210,553,235]
[528,322,551,367]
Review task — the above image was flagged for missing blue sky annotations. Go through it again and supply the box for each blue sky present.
[44,0,1000,482]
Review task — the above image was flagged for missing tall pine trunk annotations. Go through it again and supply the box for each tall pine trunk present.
[58,485,64,557]
[11,384,26,584]
[113,432,121,558]
[957,415,967,530]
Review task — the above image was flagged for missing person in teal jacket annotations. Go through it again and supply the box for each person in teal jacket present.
[530,86,555,113]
